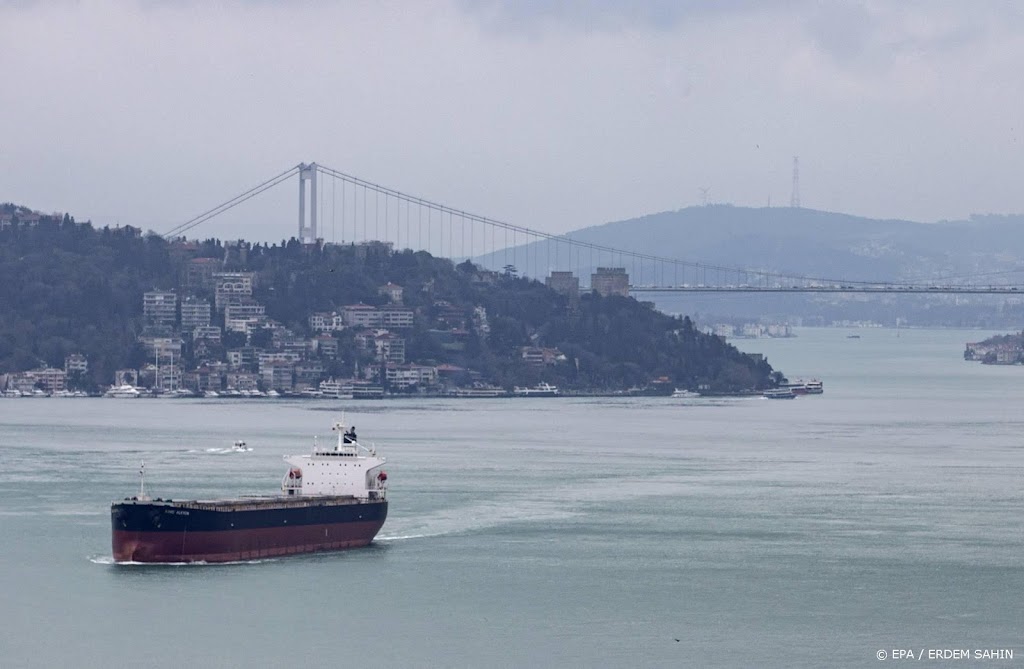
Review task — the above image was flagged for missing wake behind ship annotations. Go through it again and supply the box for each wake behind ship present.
[111,420,388,563]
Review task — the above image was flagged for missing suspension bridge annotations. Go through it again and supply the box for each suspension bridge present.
[162,162,1024,296]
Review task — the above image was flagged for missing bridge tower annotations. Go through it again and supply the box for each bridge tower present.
[298,162,318,243]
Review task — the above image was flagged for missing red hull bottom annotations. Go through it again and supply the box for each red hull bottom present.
[112,520,385,563]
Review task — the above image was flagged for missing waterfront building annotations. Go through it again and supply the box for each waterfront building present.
[295,361,326,385]
[379,363,438,390]
[226,372,259,392]
[19,367,67,393]
[258,351,302,374]
[260,361,294,391]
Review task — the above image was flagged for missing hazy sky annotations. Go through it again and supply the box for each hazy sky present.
[2,0,1023,242]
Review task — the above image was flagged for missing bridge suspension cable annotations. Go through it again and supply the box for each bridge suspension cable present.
[162,165,301,239]
[314,163,897,288]
[161,161,1024,292]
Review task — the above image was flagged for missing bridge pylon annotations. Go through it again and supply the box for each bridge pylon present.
[298,162,318,243]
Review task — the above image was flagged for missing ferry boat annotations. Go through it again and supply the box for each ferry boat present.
[781,379,824,395]
[512,382,560,397]
[319,379,354,399]
[452,383,507,398]
[351,382,384,399]
[763,388,797,399]
[110,419,388,563]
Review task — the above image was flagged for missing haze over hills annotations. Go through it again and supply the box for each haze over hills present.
[502,205,1024,284]
[476,205,1024,327]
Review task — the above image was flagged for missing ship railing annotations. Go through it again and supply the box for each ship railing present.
[281,475,302,493]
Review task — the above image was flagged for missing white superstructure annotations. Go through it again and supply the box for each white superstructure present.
[512,382,560,397]
[104,384,142,398]
[281,420,387,501]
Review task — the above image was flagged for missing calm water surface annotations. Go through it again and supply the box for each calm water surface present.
[1,327,1022,668]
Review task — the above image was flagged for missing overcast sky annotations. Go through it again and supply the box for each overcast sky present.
[2,0,1023,242]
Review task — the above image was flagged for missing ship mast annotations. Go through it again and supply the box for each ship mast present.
[138,461,151,501]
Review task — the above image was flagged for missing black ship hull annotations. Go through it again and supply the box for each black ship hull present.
[111,496,388,563]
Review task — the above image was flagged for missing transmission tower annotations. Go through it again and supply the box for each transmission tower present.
[790,156,800,208]
[698,187,710,206]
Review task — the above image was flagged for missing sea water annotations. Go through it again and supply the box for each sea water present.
[0,327,1021,668]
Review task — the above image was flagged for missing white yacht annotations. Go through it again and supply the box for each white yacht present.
[104,384,142,399]
[671,388,701,398]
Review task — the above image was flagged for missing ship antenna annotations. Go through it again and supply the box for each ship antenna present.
[139,461,149,501]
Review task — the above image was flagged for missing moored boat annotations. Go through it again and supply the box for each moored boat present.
[670,388,701,398]
[512,382,560,397]
[104,384,142,399]
[351,382,384,399]
[319,378,354,399]
[111,419,388,563]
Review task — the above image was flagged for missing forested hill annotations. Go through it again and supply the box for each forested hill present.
[0,213,778,393]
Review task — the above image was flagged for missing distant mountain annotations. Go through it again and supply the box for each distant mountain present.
[473,206,1024,327]
[480,205,1024,285]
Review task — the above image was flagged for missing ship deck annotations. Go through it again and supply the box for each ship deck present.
[115,495,372,513]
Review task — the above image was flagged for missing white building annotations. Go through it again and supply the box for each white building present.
[384,363,437,389]
[378,282,404,304]
[64,353,88,375]
[180,297,212,330]
[192,325,222,342]
[143,291,177,325]
[213,272,254,310]
[380,306,415,329]
[343,303,383,328]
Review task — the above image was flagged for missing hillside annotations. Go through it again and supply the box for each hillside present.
[0,211,779,394]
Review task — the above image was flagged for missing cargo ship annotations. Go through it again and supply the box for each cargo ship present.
[111,419,388,563]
